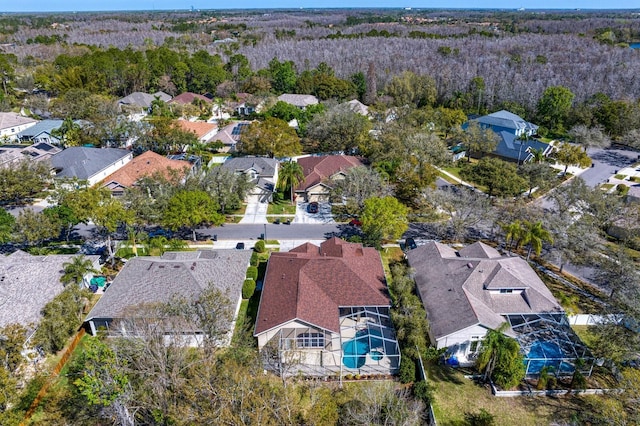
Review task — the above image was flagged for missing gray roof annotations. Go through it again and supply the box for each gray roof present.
[0,112,37,130]
[119,91,171,109]
[222,156,278,178]
[277,94,319,108]
[86,250,251,322]
[0,250,99,328]
[0,142,61,168]
[476,110,539,133]
[406,241,562,341]
[493,132,552,162]
[16,119,63,139]
[51,147,131,180]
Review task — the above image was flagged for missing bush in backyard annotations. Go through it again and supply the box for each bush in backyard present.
[398,354,416,383]
[412,380,432,404]
[464,409,495,426]
[616,184,630,196]
[242,279,256,299]
[250,251,259,266]
[254,240,266,253]
[246,266,258,281]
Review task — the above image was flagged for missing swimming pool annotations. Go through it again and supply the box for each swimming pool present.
[525,341,574,375]
[342,327,384,369]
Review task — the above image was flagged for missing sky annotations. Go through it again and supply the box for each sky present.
[1,1,639,13]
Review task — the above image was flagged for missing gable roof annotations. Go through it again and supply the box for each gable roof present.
[295,155,363,192]
[0,112,38,131]
[16,119,64,139]
[175,120,217,139]
[51,147,131,181]
[406,241,562,341]
[169,92,212,105]
[86,250,251,321]
[277,94,319,108]
[222,156,277,178]
[102,150,191,189]
[119,91,171,109]
[476,110,539,133]
[255,238,389,335]
[494,132,552,162]
[0,251,99,328]
[342,99,369,116]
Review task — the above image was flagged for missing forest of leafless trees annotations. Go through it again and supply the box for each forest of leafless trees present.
[2,9,640,112]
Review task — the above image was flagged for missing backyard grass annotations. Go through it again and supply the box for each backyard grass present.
[267,200,297,215]
[427,363,582,425]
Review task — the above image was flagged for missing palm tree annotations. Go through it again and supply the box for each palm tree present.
[528,147,546,164]
[521,220,554,260]
[277,161,304,204]
[502,220,524,254]
[61,255,100,287]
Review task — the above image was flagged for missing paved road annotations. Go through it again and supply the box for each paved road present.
[199,223,345,241]
[579,147,639,187]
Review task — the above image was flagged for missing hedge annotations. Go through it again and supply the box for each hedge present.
[254,240,266,253]
[250,252,259,266]
[246,266,258,281]
[242,279,256,299]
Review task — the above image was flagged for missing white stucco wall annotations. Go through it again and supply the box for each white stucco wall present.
[87,153,133,186]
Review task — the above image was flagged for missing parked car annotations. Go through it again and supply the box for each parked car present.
[148,228,173,239]
[236,242,245,250]
[349,219,362,227]
[307,202,319,213]
[405,238,417,251]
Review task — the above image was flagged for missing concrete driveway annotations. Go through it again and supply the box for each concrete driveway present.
[293,202,335,224]
[239,194,268,224]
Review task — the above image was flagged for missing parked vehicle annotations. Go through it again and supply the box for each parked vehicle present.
[307,202,319,213]
[405,238,417,251]
[236,242,245,250]
[349,219,362,227]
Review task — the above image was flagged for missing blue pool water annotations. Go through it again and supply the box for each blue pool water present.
[343,327,384,368]
[525,341,574,374]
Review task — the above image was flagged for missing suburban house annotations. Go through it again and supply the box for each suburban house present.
[468,110,553,163]
[341,99,370,117]
[0,142,61,168]
[254,238,400,377]
[169,92,212,106]
[406,241,590,376]
[294,155,363,202]
[118,91,172,112]
[210,121,251,152]
[0,112,38,141]
[228,92,262,116]
[222,156,279,202]
[51,146,133,186]
[277,94,319,109]
[175,119,218,143]
[16,119,65,145]
[0,250,100,334]
[85,250,251,346]
[101,150,193,196]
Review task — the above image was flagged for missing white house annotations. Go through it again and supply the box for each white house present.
[0,112,38,141]
[51,147,133,186]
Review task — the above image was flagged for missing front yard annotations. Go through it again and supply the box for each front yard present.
[267,199,297,215]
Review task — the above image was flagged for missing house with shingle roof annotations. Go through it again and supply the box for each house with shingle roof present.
[255,238,400,377]
[118,91,171,111]
[466,110,553,163]
[169,92,212,105]
[0,250,100,332]
[222,156,279,202]
[101,150,192,196]
[294,155,363,202]
[277,94,319,109]
[0,112,38,141]
[175,119,218,142]
[406,241,563,365]
[16,119,64,145]
[51,147,133,186]
[85,249,251,346]
[0,142,61,168]
[209,121,252,153]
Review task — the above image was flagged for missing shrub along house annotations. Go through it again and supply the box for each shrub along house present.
[254,238,400,378]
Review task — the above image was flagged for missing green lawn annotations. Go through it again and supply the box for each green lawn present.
[267,200,297,215]
[427,363,582,425]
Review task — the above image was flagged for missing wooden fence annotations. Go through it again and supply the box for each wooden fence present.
[20,329,86,425]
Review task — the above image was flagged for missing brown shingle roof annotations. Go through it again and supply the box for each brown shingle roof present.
[169,92,212,105]
[294,155,363,192]
[102,150,191,189]
[255,238,390,335]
